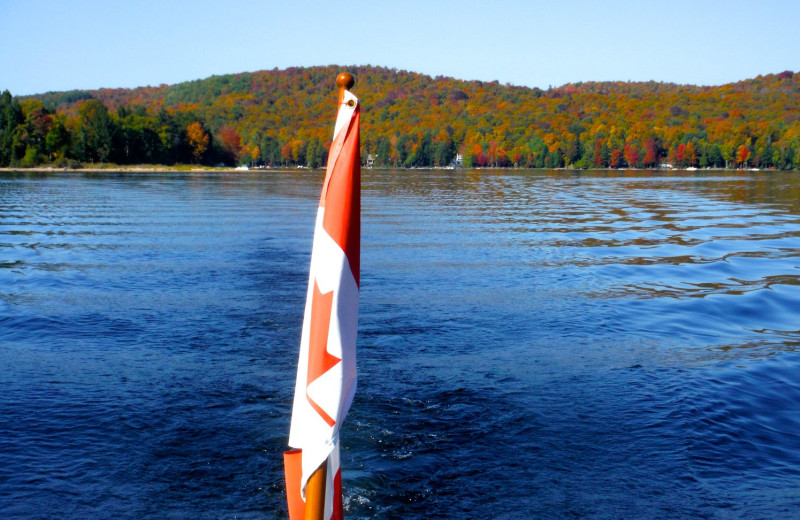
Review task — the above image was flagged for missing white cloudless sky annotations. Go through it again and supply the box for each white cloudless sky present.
[1,0,798,96]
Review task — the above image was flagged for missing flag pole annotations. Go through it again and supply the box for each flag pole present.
[304,459,327,520]
[301,71,356,520]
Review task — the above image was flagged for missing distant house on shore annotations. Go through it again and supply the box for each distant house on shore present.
[366,154,375,169]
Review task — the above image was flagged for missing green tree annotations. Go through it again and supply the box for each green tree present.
[45,116,71,161]
[259,135,282,165]
[306,136,324,168]
[396,134,412,166]
[375,136,391,166]
[434,138,454,166]
[566,136,581,165]
[409,132,433,167]
[18,100,54,164]
[0,90,24,166]
[75,99,115,162]
[114,111,166,164]
[778,143,795,170]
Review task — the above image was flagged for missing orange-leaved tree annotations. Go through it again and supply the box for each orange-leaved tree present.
[218,126,242,164]
[186,122,209,163]
[736,144,750,168]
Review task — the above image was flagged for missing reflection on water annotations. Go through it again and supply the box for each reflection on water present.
[1,169,799,519]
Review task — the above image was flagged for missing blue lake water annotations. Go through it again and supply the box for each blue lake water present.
[1,169,799,519]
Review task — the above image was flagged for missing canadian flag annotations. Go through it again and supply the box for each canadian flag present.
[284,87,360,520]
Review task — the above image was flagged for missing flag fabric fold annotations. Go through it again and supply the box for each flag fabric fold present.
[285,88,360,520]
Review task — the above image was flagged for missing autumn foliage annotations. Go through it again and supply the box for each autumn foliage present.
[186,121,209,163]
[2,65,800,169]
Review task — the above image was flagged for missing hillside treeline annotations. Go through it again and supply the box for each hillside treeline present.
[2,65,800,169]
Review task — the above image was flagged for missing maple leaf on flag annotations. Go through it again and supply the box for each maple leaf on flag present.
[306,281,340,427]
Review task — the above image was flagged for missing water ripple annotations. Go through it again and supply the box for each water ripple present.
[2,170,800,518]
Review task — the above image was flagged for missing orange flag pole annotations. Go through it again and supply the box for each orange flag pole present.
[296,72,356,520]
[304,459,327,520]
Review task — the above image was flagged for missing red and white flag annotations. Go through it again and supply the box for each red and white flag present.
[284,87,360,520]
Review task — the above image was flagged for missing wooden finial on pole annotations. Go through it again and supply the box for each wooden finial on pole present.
[336,72,355,105]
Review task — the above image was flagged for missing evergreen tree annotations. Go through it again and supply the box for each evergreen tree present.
[0,91,24,166]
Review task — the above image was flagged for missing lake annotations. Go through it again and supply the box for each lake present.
[1,169,799,519]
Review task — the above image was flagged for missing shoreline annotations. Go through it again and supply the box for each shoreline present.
[0,166,228,173]
[0,165,793,174]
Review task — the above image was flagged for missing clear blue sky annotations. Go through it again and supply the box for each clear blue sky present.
[1,0,798,96]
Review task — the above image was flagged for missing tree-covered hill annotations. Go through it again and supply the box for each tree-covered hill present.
[2,65,799,169]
